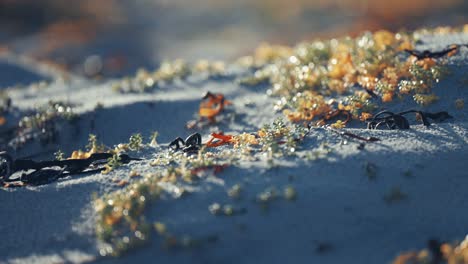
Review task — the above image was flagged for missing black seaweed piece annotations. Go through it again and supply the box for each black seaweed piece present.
[366,111,410,130]
[0,151,141,185]
[366,110,452,130]
[427,238,443,263]
[185,133,202,147]
[169,133,202,153]
[168,137,185,150]
[404,46,457,60]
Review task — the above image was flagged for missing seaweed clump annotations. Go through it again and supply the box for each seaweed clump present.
[241,30,454,127]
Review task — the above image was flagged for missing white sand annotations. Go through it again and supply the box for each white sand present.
[1,33,467,264]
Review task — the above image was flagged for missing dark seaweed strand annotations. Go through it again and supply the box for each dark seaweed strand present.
[1,152,141,184]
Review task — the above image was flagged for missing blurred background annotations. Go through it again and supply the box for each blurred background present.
[0,0,467,77]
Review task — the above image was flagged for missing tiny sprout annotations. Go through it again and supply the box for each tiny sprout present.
[103,153,123,174]
[54,150,64,161]
[223,205,234,216]
[228,184,242,199]
[134,230,145,240]
[86,134,98,151]
[83,134,106,153]
[129,133,144,151]
[149,131,159,147]
[283,186,297,201]
[257,187,278,203]
[208,203,222,215]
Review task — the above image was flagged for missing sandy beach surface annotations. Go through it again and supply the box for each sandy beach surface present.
[0,32,467,264]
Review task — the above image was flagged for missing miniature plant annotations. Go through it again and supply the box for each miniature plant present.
[54,150,65,161]
[257,118,308,157]
[102,154,123,174]
[86,134,106,153]
[129,133,144,151]
[208,203,222,215]
[10,101,77,149]
[227,184,242,199]
[70,134,107,159]
[112,59,230,93]
[149,131,159,147]
[94,174,162,256]
[208,203,244,217]
[257,187,278,204]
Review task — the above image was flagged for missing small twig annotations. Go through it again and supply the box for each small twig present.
[327,127,380,142]
[317,109,351,127]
